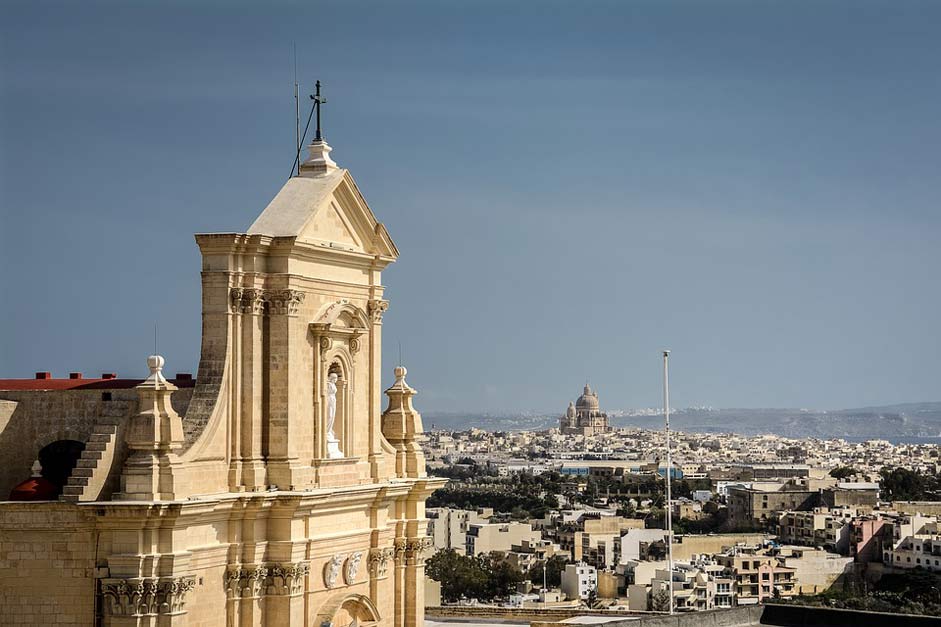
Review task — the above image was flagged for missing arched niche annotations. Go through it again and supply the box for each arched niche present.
[38,439,86,496]
[315,593,381,627]
[310,300,369,461]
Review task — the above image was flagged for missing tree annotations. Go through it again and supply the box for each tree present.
[481,553,526,599]
[830,466,858,480]
[879,467,928,501]
[426,549,488,601]
[426,549,526,603]
[586,587,598,608]
[651,589,671,612]
[528,555,568,588]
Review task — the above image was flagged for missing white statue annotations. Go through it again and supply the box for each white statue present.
[325,372,343,458]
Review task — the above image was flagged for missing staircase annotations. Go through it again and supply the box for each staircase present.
[61,422,119,501]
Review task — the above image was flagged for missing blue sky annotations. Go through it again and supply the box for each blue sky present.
[2,0,939,413]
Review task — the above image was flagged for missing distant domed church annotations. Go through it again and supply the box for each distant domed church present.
[560,384,611,436]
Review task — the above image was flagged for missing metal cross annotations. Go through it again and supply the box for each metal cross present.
[311,80,327,141]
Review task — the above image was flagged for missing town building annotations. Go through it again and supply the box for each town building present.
[427,507,493,553]
[883,513,941,571]
[776,507,855,554]
[561,563,598,601]
[714,552,797,605]
[0,132,444,626]
[465,521,542,556]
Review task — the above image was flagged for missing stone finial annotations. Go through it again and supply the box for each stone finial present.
[300,139,338,176]
[380,365,426,479]
[120,354,184,500]
[393,366,408,387]
[145,354,168,385]
[30,459,42,477]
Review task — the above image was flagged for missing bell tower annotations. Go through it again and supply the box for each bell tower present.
[188,131,400,493]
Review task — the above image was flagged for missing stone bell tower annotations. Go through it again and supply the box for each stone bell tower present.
[0,99,443,626]
[182,131,403,495]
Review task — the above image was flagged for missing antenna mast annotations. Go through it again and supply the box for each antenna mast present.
[663,349,674,615]
[293,43,300,177]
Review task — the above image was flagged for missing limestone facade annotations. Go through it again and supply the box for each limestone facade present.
[0,136,445,625]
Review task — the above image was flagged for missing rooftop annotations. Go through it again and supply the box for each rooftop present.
[0,372,195,391]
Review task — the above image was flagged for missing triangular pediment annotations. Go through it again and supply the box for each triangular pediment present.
[247,169,397,259]
[302,200,362,250]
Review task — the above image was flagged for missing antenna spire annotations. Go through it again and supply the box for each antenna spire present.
[293,43,300,177]
[311,80,327,142]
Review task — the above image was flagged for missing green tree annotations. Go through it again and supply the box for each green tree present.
[829,466,858,480]
[879,467,927,501]
[426,549,488,601]
[651,589,671,612]
[528,555,568,588]
[480,553,526,599]
[586,587,598,608]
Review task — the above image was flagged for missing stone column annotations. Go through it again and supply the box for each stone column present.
[265,562,310,626]
[367,298,389,480]
[403,538,431,627]
[392,538,407,627]
[266,289,306,489]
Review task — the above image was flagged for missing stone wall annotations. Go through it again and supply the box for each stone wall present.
[427,606,648,621]
[760,603,940,627]
[0,387,192,498]
[0,502,96,625]
[575,606,763,627]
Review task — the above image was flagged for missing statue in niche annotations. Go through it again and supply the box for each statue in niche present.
[325,371,343,458]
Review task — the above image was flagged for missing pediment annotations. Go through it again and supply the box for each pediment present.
[247,169,397,259]
[300,199,363,251]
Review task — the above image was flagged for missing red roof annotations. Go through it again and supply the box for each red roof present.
[0,377,196,391]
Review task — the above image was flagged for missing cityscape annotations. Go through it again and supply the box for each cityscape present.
[417,385,941,617]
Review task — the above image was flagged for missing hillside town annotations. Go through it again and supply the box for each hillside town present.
[420,386,941,616]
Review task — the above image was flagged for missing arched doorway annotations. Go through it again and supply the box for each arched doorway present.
[317,593,381,627]
[38,439,85,496]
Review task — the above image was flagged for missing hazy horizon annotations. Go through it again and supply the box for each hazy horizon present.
[2,1,940,413]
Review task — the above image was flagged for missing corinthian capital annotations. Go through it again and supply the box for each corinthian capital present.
[230,288,267,314]
[367,299,389,323]
[268,289,306,315]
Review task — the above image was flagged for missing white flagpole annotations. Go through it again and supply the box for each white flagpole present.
[663,349,673,615]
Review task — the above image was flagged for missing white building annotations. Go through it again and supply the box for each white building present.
[618,528,669,563]
[561,563,598,601]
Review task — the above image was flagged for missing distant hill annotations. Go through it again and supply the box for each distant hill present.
[423,402,941,440]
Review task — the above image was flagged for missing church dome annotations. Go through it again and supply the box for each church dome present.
[576,384,599,411]
[9,462,57,501]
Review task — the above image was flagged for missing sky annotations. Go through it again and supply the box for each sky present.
[1,0,939,414]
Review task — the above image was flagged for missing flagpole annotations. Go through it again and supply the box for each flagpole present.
[663,349,673,615]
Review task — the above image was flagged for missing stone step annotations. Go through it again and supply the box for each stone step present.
[70,467,94,478]
[83,441,109,453]
[87,432,116,444]
[65,475,89,487]
[76,453,104,467]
